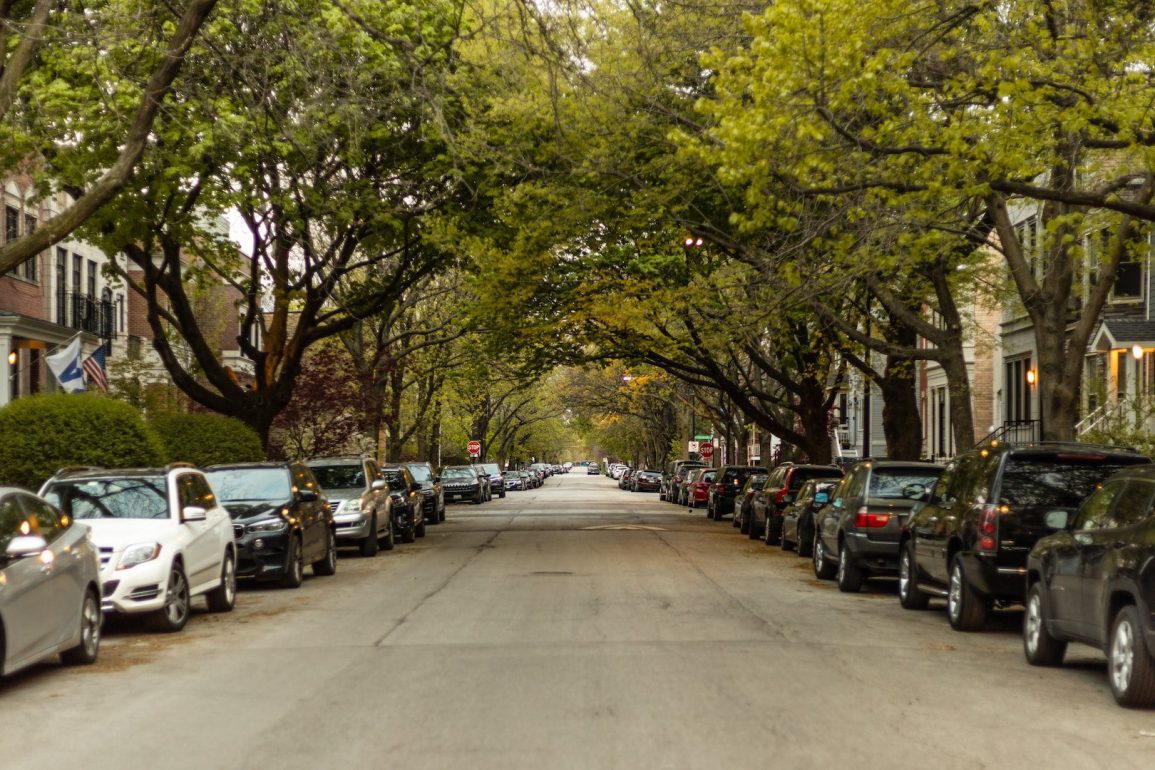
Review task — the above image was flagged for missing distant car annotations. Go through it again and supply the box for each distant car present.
[632,470,662,492]
[751,464,844,543]
[504,471,523,491]
[618,468,633,489]
[662,460,707,503]
[1024,463,1155,706]
[0,488,102,675]
[306,456,393,557]
[403,462,445,524]
[734,473,768,534]
[476,462,506,498]
[442,465,487,504]
[688,468,717,509]
[778,479,837,553]
[204,462,337,589]
[587,464,599,476]
[43,464,239,630]
[707,465,766,521]
[381,466,425,543]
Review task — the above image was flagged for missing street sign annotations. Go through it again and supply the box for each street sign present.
[699,442,714,459]
[688,440,699,453]
[467,439,481,455]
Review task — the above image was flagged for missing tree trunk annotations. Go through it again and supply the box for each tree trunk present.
[878,358,922,460]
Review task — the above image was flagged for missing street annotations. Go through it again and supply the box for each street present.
[1,472,1152,769]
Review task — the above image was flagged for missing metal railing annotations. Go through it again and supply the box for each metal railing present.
[975,419,1040,447]
[56,290,115,339]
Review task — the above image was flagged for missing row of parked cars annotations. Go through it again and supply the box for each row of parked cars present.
[0,454,527,681]
[654,443,1155,708]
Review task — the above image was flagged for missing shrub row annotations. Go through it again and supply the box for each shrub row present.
[0,394,264,490]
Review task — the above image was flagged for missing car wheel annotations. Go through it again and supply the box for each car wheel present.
[205,553,237,612]
[380,516,396,551]
[500,490,506,499]
[1109,605,1155,707]
[473,490,483,505]
[401,518,416,544]
[836,541,864,593]
[313,529,338,576]
[813,534,836,580]
[60,590,101,666]
[148,565,191,632]
[280,536,304,589]
[706,501,714,519]
[416,515,427,538]
[359,515,380,557]
[897,542,930,610]
[1023,582,1066,665]
[797,521,813,557]
[947,556,990,631]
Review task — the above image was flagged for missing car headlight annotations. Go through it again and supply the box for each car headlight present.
[339,498,362,513]
[117,542,162,570]
[247,517,288,534]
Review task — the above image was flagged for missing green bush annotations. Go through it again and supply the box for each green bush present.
[148,412,265,467]
[0,394,168,490]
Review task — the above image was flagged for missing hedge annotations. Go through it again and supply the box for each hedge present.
[0,394,168,490]
[148,412,265,467]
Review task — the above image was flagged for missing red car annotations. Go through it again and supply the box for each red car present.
[686,468,718,509]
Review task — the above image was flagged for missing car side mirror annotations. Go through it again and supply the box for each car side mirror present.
[298,489,319,503]
[1044,510,1070,530]
[181,505,208,522]
[833,499,844,509]
[371,479,387,491]
[5,535,48,560]
[814,493,829,504]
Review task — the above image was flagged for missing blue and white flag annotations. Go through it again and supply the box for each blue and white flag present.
[46,337,86,393]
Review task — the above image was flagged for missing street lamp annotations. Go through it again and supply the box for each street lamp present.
[1133,345,1144,428]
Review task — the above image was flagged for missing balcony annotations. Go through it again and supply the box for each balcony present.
[56,290,115,339]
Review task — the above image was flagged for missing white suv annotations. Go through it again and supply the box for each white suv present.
[40,464,237,632]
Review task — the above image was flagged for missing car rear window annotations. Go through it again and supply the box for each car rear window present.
[868,468,941,499]
[788,468,843,490]
[999,456,1148,509]
[722,468,763,485]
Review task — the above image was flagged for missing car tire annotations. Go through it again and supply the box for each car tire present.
[280,536,304,589]
[401,519,415,544]
[147,565,191,633]
[60,590,101,666]
[473,490,483,505]
[813,534,836,580]
[380,516,395,551]
[1023,582,1066,665]
[500,490,506,499]
[416,516,427,538]
[897,542,930,610]
[837,541,864,593]
[1109,605,1155,707]
[313,529,337,576]
[205,553,237,612]
[797,521,813,558]
[765,517,781,546]
[359,515,380,557]
[947,556,990,631]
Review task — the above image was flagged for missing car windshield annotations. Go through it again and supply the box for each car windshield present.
[46,477,170,520]
[442,467,475,480]
[869,469,941,500]
[205,468,292,503]
[1000,457,1144,509]
[479,463,501,475]
[406,465,432,482]
[309,464,364,490]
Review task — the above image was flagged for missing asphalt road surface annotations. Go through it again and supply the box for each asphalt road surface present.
[2,472,1153,769]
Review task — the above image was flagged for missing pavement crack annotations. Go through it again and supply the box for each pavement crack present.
[373,530,500,647]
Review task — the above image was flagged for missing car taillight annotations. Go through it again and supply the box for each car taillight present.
[775,488,788,504]
[854,507,892,528]
[978,504,999,553]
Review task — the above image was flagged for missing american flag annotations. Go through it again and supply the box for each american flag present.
[82,346,109,392]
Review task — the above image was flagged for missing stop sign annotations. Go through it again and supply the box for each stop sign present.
[699,442,714,459]
[467,440,481,455]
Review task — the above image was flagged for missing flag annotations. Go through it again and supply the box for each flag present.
[46,337,86,393]
[83,346,109,392]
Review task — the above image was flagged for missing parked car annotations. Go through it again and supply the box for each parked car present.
[618,468,634,490]
[632,470,663,492]
[899,442,1150,631]
[750,464,844,542]
[403,461,445,524]
[204,462,337,589]
[476,462,506,498]
[587,464,599,476]
[688,468,718,509]
[1023,464,1155,706]
[0,488,102,674]
[306,456,393,556]
[707,465,766,521]
[381,466,425,543]
[43,464,239,630]
[504,471,524,491]
[779,479,838,553]
[662,459,706,502]
[734,473,768,534]
[442,465,487,504]
[812,460,943,592]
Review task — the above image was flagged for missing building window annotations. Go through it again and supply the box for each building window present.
[29,349,40,394]
[22,214,38,281]
[1005,358,1033,422]
[4,205,17,242]
[56,249,68,323]
[1113,254,1143,300]
[87,259,96,298]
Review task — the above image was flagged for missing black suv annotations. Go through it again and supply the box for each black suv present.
[662,459,706,503]
[707,465,766,521]
[204,462,337,588]
[1024,464,1155,706]
[403,461,445,524]
[381,466,425,543]
[899,442,1150,631]
[812,460,943,593]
